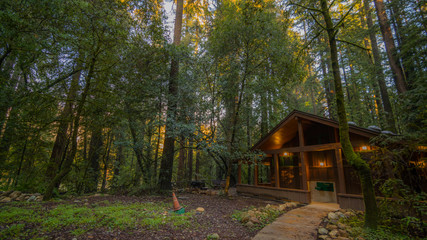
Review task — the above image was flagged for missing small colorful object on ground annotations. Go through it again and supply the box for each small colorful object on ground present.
[172,192,185,214]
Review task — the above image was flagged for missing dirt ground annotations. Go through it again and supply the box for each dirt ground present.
[3,192,279,240]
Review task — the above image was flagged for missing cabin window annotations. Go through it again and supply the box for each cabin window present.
[308,150,336,182]
[278,154,301,189]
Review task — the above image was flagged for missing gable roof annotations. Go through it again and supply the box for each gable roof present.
[251,110,380,151]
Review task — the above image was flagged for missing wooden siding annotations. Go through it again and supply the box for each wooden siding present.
[338,194,365,210]
[236,184,310,203]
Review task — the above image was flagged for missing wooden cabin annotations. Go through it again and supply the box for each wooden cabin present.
[236,110,380,210]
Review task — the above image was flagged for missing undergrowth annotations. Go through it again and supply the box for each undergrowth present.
[0,201,193,239]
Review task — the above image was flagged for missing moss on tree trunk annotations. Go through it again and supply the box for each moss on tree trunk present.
[320,0,379,229]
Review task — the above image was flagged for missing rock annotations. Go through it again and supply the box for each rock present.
[9,191,21,200]
[33,193,41,196]
[326,224,338,230]
[248,210,256,217]
[0,197,11,203]
[328,212,338,220]
[16,194,27,201]
[241,213,251,223]
[72,238,77,240]
[318,227,329,235]
[336,212,345,219]
[35,196,43,202]
[27,196,37,202]
[74,200,81,203]
[344,211,355,218]
[207,233,219,239]
[84,202,90,206]
[245,221,254,228]
[318,235,329,240]
[337,237,350,240]
[337,222,346,229]
[278,204,287,211]
[1,190,13,197]
[196,207,205,212]
[266,204,271,208]
[249,217,260,224]
[329,229,338,238]
[285,202,298,208]
[329,219,338,224]
[338,229,349,238]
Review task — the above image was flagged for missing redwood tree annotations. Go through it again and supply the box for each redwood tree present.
[319,0,379,228]
[158,0,184,191]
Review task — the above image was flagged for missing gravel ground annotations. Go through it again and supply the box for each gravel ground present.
[2,192,278,240]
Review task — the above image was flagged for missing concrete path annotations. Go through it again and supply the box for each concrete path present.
[252,202,339,240]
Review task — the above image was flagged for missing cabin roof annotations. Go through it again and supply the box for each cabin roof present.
[251,110,380,151]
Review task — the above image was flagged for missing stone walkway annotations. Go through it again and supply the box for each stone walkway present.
[252,202,339,240]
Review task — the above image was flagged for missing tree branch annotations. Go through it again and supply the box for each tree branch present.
[298,30,323,56]
[328,0,336,10]
[310,12,327,31]
[41,68,82,91]
[289,2,323,13]
[337,39,371,51]
[334,3,356,30]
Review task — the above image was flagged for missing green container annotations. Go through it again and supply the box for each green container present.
[315,182,334,192]
[172,208,185,215]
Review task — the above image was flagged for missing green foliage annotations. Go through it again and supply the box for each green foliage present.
[232,205,285,230]
[341,212,423,240]
[0,201,194,239]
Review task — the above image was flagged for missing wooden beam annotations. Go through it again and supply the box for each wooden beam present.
[334,127,339,143]
[335,148,346,194]
[254,162,258,186]
[264,142,342,154]
[274,154,280,188]
[298,118,308,190]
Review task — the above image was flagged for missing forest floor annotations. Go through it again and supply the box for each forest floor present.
[0,192,281,240]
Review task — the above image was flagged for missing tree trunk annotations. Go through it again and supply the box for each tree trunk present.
[86,126,103,193]
[373,0,407,93]
[0,107,17,168]
[126,102,146,185]
[45,60,82,183]
[320,0,379,229]
[43,53,97,201]
[177,136,186,186]
[13,137,28,187]
[158,0,184,191]
[112,132,124,189]
[195,150,200,181]
[101,131,112,193]
[187,135,193,184]
[321,50,335,119]
[364,0,396,132]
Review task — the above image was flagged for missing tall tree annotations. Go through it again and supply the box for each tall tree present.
[318,0,379,228]
[159,0,184,190]
[363,0,396,131]
[373,0,407,93]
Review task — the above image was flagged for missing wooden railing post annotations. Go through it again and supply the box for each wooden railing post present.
[297,117,308,190]
[274,153,280,188]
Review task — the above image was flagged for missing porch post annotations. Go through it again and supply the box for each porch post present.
[237,160,242,184]
[254,160,258,186]
[274,153,280,188]
[297,117,308,190]
[335,148,346,194]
